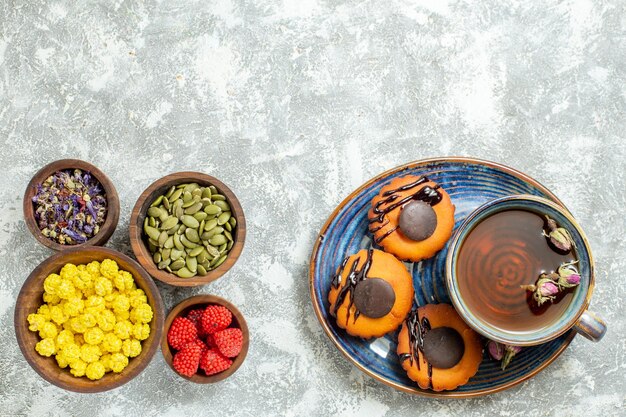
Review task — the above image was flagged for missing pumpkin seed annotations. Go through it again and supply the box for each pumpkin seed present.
[181,234,198,249]
[185,228,200,243]
[184,183,199,194]
[184,201,203,214]
[162,197,170,211]
[197,249,209,264]
[192,189,203,199]
[215,200,230,211]
[194,212,208,222]
[197,264,207,276]
[210,254,227,268]
[229,217,237,227]
[168,188,183,203]
[224,222,232,232]
[182,191,192,203]
[161,216,179,230]
[177,225,186,234]
[143,217,149,229]
[204,218,218,232]
[206,245,220,258]
[209,185,217,194]
[145,226,160,241]
[211,194,226,201]
[149,216,157,227]
[203,226,224,239]
[218,242,228,252]
[162,248,171,261]
[164,236,174,249]
[170,249,183,261]
[170,259,185,270]
[176,267,196,278]
[166,266,173,273]
[198,219,205,236]
[150,195,163,207]
[227,240,233,250]
[173,233,184,250]
[153,252,162,263]
[148,241,157,252]
[189,246,204,257]
[224,230,233,241]
[175,205,184,219]
[147,207,162,218]
[181,215,199,228]
[157,230,168,247]
[209,234,227,246]
[217,211,231,225]
[165,185,176,199]
[204,205,222,215]
[186,256,197,273]
[158,259,171,270]
[200,197,212,207]
[201,188,212,199]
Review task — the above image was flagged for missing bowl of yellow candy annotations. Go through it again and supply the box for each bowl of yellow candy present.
[14,246,164,393]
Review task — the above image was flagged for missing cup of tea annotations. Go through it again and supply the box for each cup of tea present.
[445,195,607,346]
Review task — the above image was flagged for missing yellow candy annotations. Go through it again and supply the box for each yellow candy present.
[132,323,150,341]
[39,322,58,340]
[114,321,133,340]
[56,330,75,350]
[128,289,147,308]
[35,338,56,357]
[80,344,101,363]
[86,362,106,380]
[27,314,46,332]
[94,276,113,296]
[82,287,96,298]
[84,295,105,314]
[56,278,76,299]
[84,327,105,345]
[37,305,51,320]
[49,305,68,325]
[56,351,69,368]
[86,261,101,277]
[60,263,79,281]
[122,339,142,358]
[114,270,135,293]
[112,294,130,314]
[97,310,116,332]
[116,311,130,322]
[100,259,119,279]
[102,333,122,353]
[70,317,87,334]
[100,353,112,372]
[43,292,61,305]
[79,313,97,329]
[69,359,87,377]
[130,304,153,324]
[63,343,81,362]
[73,270,93,291]
[109,353,128,373]
[63,297,84,317]
[43,273,61,295]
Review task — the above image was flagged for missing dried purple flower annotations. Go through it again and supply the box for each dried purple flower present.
[487,341,522,370]
[543,215,575,253]
[487,340,504,361]
[501,345,522,371]
[556,260,581,289]
[521,275,560,306]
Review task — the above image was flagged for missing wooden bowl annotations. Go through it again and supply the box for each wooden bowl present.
[129,172,246,287]
[161,295,249,383]
[23,159,120,251]
[14,246,165,393]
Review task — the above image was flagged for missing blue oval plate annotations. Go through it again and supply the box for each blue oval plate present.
[309,157,576,398]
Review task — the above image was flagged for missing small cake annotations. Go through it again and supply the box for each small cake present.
[328,249,414,339]
[368,175,455,262]
[397,304,483,391]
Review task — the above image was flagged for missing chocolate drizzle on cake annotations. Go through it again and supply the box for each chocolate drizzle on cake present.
[399,308,433,388]
[330,249,374,324]
[368,176,443,244]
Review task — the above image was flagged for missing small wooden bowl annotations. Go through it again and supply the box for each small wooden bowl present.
[129,172,246,287]
[23,159,120,251]
[161,295,249,383]
[14,246,165,393]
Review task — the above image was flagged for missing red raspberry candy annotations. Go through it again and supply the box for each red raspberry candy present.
[186,309,207,337]
[201,305,232,335]
[213,328,243,358]
[172,342,203,377]
[167,317,198,350]
[199,349,233,376]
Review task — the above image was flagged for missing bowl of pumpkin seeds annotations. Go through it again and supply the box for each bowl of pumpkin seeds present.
[129,172,245,286]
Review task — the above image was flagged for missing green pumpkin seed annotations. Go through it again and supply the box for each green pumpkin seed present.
[153,252,162,263]
[166,266,173,273]
[204,205,222,215]
[161,216,179,230]
[182,195,200,209]
[168,188,183,203]
[173,233,184,251]
[143,217,149,229]
[170,249,183,261]
[211,194,226,201]
[206,245,220,258]
[176,267,196,278]
[147,207,162,218]
[145,226,160,241]
[218,242,228,252]
[209,185,218,194]
[215,200,230,211]
[197,265,207,276]
[158,259,171,270]
[185,228,200,243]
[148,241,157,252]
[184,202,203,214]
[189,246,204,257]
[162,248,171,261]
[204,218,218,232]
[186,256,197,273]
[197,249,209,264]
[170,259,185,270]
[149,216,157,228]
[201,188,212,199]
[217,211,231,225]
[162,197,170,211]
[181,234,198,249]
[224,230,233,242]
[158,230,168,247]
[184,183,199,194]
[165,185,176,199]
[224,222,232,232]
[203,226,224,239]
[159,210,169,222]
[182,215,200,228]
[194,212,208,222]
[175,205,184,219]
[177,225,186,234]
[229,217,237,227]
[192,189,203,199]
[209,234,227,246]
[198,220,205,236]
[210,254,227,268]
[164,236,174,249]
[182,191,192,203]
[227,240,233,250]
[150,195,163,207]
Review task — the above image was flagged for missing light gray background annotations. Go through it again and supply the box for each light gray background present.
[0,0,624,416]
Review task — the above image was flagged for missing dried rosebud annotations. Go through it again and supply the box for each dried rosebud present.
[557,261,581,289]
[542,216,575,253]
[501,345,522,371]
[487,340,504,361]
[521,276,559,306]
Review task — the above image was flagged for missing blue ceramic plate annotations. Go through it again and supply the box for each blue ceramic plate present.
[309,157,576,398]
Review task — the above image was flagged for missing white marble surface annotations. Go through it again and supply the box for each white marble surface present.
[0,0,625,416]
